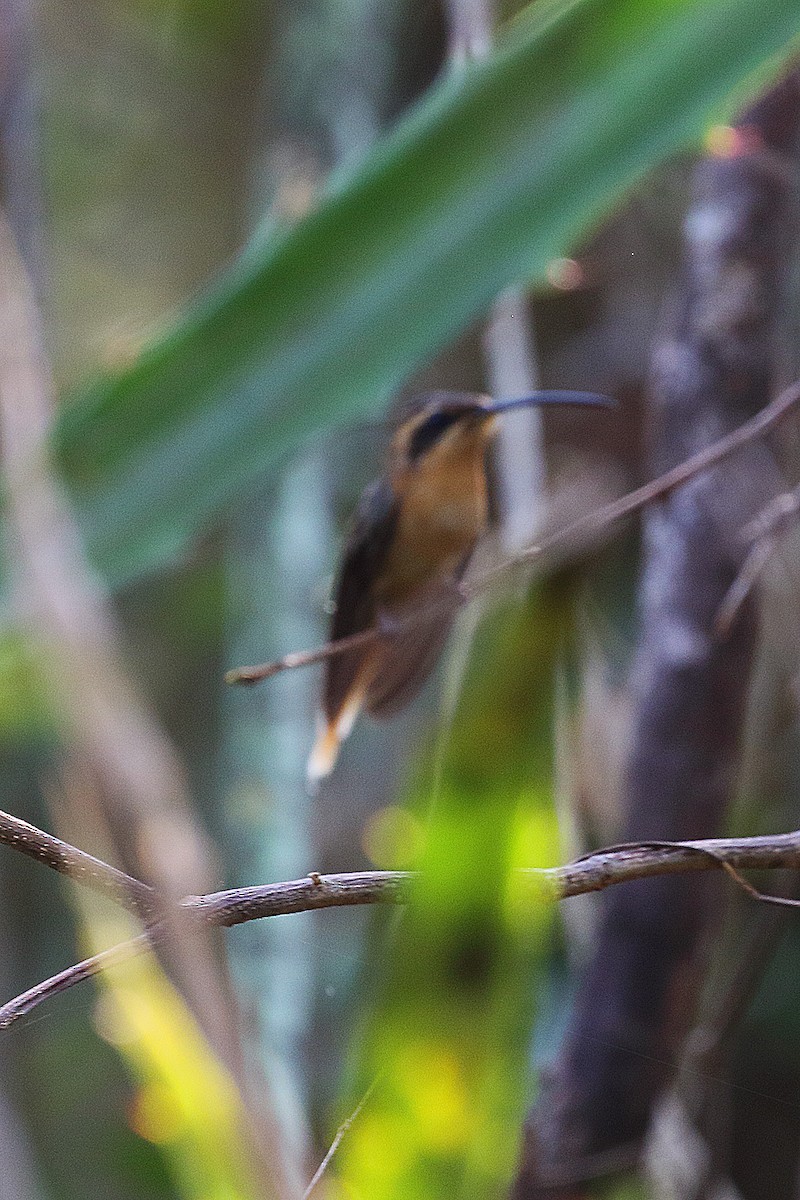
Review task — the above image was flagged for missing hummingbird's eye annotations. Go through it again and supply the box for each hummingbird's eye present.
[408,410,462,460]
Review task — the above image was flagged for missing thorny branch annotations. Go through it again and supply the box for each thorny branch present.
[226,378,800,686]
[3,806,800,1029]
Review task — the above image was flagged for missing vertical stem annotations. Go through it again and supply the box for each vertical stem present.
[484,289,545,549]
[445,0,546,552]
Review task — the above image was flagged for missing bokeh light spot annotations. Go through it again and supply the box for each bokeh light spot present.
[546,256,584,290]
[396,1041,473,1151]
[128,1080,185,1145]
[362,804,423,868]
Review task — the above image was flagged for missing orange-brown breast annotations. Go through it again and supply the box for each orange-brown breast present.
[375,424,491,610]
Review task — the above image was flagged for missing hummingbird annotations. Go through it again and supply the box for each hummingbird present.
[307,389,613,781]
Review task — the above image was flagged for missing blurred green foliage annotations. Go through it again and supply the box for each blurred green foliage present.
[88,914,260,1200]
[339,586,568,1198]
[0,629,57,740]
[51,0,800,585]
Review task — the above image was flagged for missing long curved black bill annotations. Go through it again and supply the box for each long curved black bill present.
[485,391,615,415]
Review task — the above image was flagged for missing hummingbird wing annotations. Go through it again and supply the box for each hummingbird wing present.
[364,573,461,718]
[323,477,399,724]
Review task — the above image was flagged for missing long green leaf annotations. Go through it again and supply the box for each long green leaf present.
[52,0,800,582]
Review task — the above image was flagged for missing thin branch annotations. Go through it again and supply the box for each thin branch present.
[187,869,413,926]
[185,835,800,929]
[716,484,800,637]
[227,380,800,687]
[302,1076,380,1199]
[225,627,380,685]
[4,813,800,1029]
[0,934,153,1029]
[0,807,155,917]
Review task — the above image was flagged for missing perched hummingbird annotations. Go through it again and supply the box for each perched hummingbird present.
[308,389,612,781]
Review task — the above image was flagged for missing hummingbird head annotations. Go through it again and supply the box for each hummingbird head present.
[395,389,614,467]
[399,392,489,465]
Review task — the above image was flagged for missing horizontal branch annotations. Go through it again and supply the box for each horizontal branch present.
[186,869,413,925]
[226,379,800,685]
[3,814,800,1029]
[182,834,800,929]
[225,627,380,685]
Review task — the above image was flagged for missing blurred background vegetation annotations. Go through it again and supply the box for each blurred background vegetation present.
[3,1,800,1199]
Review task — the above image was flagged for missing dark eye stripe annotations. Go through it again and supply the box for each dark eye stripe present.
[408,411,461,460]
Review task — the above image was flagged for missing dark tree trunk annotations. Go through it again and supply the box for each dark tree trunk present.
[514,67,800,1196]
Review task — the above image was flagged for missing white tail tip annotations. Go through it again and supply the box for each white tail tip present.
[306,691,365,784]
[307,719,342,783]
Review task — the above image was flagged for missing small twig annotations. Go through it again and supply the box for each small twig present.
[302,1076,380,1199]
[718,861,800,909]
[227,380,800,687]
[715,533,779,639]
[0,933,153,1028]
[4,811,800,1029]
[0,807,155,917]
[225,627,380,685]
[716,485,800,637]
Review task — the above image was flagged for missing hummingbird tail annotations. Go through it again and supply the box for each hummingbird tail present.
[306,686,365,783]
[307,719,341,783]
